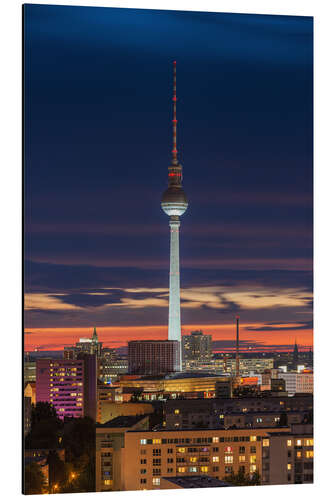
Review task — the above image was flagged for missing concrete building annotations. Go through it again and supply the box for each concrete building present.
[117,372,231,399]
[24,361,36,383]
[97,400,154,425]
[99,358,128,384]
[261,424,313,485]
[128,340,180,375]
[95,424,291,491]
[36,359,85,419]
[278,372,314,396]
[164,395,313,430]
[182,331,212,365]
[64,327,103,359]
[161,62,188,369]
[24,396,32,437]
[77,353,97,421]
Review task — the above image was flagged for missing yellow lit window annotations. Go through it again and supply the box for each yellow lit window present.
[305,439,314,446]
[174,409,179,414]
[287,464,292,470]
[296,451,302,458]
[250,455,256,464]
[296,439,302,446]
[250,436,257,442]
[178,467,186,473]
[178,448,185,453]
[212,437,219,443]
[224,456,233,464]
[201,467,208,473]
[189,457,197,463]
[219,414,224,419]
[212,457,219,462]
[287,440,292,447]
[250,465,256,473]
[262,439,270,447]
[104,480,112,485]
[306,451,314,458]
[239,455,245,463]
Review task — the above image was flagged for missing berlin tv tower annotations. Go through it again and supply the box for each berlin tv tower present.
[161,61,188,371]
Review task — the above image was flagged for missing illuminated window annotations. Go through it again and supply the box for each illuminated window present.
[250,436,257,442]
[250,465,257,473]
[189,467,197,473]
[306,451,314,458]
[296,451,302,458]
[219,414,224,419]
[263,439,270,447]
[287,464,292,470]
[104,480,112,485]
[296,439,302,446]
[212,457,219,463]
[178,448,185,453]
[239,455,246,463]
[250,455,256,464]
[140,439,147,445]
[212,437,219,443]
[152,478,160,485]
[224,456,233,464]
[189,457,197,463]
[178,467,186,473]
[305,439,314,446]
[153,439,161,444]
[287,440,292,447]
[201,467,208,473]
[174,409,179,414]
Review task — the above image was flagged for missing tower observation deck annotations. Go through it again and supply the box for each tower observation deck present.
[161,62,188,371]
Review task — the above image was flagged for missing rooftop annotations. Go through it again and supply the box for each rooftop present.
[96,414,148,429]
[162,475,232,488]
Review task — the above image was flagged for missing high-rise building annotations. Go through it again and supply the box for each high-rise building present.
[128,340,180,375]
[161,62,188,370]
[77,353,97,421]
[182,331,212,364]
[36,359,85,419]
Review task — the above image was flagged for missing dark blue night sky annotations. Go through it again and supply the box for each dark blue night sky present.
[24,4,313,350]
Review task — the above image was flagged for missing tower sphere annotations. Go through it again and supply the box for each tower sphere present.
[161,186,188,216]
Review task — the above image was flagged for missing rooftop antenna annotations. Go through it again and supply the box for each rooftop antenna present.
[172,61,178,165]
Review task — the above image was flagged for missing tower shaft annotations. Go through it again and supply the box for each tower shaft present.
[168,216,181,370]
[236,316,240,378]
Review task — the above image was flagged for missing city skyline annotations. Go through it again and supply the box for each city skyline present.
[24,5,313,352]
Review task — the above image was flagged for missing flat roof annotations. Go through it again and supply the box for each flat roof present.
[96,414,149,428]
[162,475,232,488]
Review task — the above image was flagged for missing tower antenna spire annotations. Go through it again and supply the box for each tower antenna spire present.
[172,60,178,165]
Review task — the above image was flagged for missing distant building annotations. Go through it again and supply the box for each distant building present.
[278,372,313,396]
[24,361,36,383]
[128,340,180,375]
[215,380,233,399]
[36,359,85,419]
[182,331,212,364]
[99,357,128,384]
[64,327,103,359]
[292,340,299,370]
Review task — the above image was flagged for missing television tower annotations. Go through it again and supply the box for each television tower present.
[161,61,188,371]
[235,316,240,378]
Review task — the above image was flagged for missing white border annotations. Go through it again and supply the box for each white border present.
[1,1,332,499]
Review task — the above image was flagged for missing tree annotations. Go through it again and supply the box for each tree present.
[24,462,46,495]
[47,450,67,488]
[224,470,261,486]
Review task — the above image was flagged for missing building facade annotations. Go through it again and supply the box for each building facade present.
[36,359,85,419]
[128,340,180,375]
[96,426,291,491]
[182,331,212,365]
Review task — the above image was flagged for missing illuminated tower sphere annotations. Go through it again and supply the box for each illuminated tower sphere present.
[161,61,188,371]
